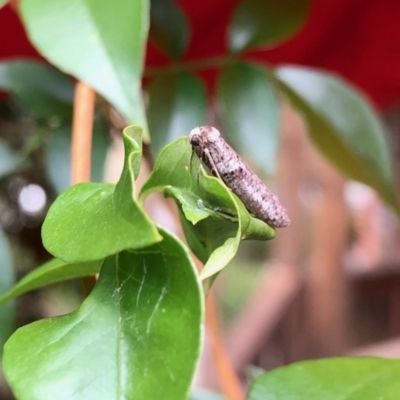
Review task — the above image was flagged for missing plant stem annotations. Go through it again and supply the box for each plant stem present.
[71,81,95,184]
[71,80,97,294]
[206,292,244,400]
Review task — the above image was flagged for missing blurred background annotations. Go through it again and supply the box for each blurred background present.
[1,0,400,397]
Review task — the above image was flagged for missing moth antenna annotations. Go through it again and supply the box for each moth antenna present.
[203,148,223,182]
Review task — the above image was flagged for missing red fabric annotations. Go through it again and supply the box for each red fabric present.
[0,6,41,60]
[2,0,400,109]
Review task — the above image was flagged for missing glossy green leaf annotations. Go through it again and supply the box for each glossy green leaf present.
[140,137,275,279]
[0,60,74,120]
[0,228,14,350]
[3,228,204,400]
[217,62,279,174]
[0,258,102,305]
[178,209,238,266]
[229,0,311,52]
[46,124,109,194]
[276,66,399,212]
[42,126,161,262]
[147,72,207,156]
[20,0,149,136]
[247,357,400,399]
[149,0,190,58]
[0,138,21,178]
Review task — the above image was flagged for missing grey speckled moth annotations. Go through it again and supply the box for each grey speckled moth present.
[188,126,290,228]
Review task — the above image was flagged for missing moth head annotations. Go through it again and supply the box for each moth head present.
[188,127,203,149]
[189,133,201,148]
[189,126,220,147]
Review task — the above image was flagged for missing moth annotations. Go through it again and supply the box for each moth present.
[188,126,290,228]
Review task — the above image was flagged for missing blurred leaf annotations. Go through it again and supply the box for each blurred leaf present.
[42,126,161,262]
[46,126,73,193]
[140,137,275,279]
[19,126,49,159]
[4,229,204,400]
[46,123,109,194]
[0,138,21,178]
[190,388,226,400]
[0,258,102,305]
[229,0,311,52]
[217,62,279,174]
[247,357,400,399]
[0,60,73,120]
[0,0,9,9]
[20,0,149,136]
[147,72,207,156]
[149,0,190,58]
[276,66,399,212]
[0,228,14,351]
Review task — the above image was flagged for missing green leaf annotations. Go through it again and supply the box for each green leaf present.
[140,137,275,279]
[217,62,279,174]
[229,0,311,52]
[46,123,109,194]
[247,357,400,399]
[3,228,203,400]
[276,66,399,212]
[20,0,149,136]
[149,0,190,58]
[0,258,102,305]
[0,138,21,178]
[147,72,207,156]
[0,228,15,350]
[178,209,238,267]
[0,60,74,120]
[42,126,161,262]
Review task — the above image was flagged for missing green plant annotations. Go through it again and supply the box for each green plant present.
[0,0,399,399]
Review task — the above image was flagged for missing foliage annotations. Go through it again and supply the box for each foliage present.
[0,0,398,399]
[248,358,400,400]
[20,0,149,134]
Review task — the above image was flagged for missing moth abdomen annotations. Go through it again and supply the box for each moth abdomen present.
[188,126,290,228]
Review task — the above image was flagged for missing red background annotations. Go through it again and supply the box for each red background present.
[1,0,400,109]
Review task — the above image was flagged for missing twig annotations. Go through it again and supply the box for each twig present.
[206,292,244,400]
[71,81,95,184]
[71,80,97,294]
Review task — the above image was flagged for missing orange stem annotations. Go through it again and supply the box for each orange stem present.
[71,81,95,185]
[71,81,97,294]
[206,293,244,400]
